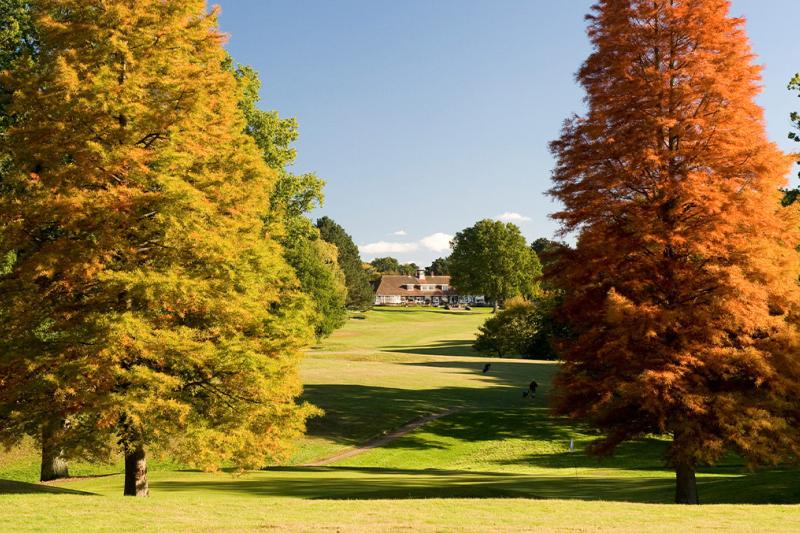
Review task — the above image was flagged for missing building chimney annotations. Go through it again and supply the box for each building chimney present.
[416,268,426,280]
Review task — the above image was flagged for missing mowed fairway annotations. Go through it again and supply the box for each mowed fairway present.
[2,307,800,531]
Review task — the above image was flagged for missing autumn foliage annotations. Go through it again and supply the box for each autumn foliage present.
[549,0,800,503]
[0,0,316,496]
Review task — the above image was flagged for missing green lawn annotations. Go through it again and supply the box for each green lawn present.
[2,306,800,531]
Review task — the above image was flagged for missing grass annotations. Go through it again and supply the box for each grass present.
[2,306,800,531]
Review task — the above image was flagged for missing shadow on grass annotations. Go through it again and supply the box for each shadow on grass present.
[383,339,480,357]
[0,479,95,495]
[151,465,800,504]
[300,358,560,449]
[369,307,486,318]
[385,340,553,360]
[405,359,558,387]
[301,380,547,448]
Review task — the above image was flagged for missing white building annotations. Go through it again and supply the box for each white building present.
[373,269,485,306]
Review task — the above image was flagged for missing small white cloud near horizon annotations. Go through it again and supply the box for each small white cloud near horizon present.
[360,232,453,256]
[390,229,408,236]
[359,241,419,255]
[420,232,453,253]
[496,212,532,223]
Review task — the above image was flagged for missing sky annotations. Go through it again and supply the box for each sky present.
[216,0,800,266]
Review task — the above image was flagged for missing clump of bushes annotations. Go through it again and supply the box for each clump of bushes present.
[473,296,562,359]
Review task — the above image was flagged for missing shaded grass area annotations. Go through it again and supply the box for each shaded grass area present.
[300,362,555,443]
[0,479,94,496]
[290,306,551,463]
[20,467,800,504]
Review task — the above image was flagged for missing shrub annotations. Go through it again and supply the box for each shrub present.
[473,296,560,359]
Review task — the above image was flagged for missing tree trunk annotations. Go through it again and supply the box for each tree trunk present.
[40,421,69,482]
[123,442,149,497]
[674,461,699,504]
[493,299,499,313]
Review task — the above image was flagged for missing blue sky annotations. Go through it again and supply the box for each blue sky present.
[217,0,800,266]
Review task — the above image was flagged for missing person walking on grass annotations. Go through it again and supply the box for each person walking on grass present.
[522,380,538,399]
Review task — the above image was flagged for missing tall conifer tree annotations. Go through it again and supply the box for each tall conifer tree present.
[0,0,316,496]
[550,0,800,503]
[316,216,374,310]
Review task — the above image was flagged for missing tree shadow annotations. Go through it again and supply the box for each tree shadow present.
[384,339,479,357]
[369,308,485,317]
[302,384,471,446]
[404,359,558,389]
[301,357,561,448]
[150,465,800,504]
[0,479,95,495]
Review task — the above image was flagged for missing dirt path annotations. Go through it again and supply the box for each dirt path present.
[303,408,461,467]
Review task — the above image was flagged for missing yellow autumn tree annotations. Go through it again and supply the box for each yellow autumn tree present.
[0,0,316,496]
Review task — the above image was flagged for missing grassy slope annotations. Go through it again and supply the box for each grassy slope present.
[1,307,799,531]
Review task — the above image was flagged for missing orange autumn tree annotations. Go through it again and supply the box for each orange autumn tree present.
[0,0,316,496]
[549,0,800,504]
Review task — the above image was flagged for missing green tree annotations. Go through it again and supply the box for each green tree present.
[784,74,800,205]
[427,257,450,276]
[474,297,538,357]
[790,72,800,158]
[316,216,373,309]
[397,262,419,276]
[370,256,401,274]
[232,62,346,339]
[449,220,541,311]
[474,296,562,359]
[283,220,347,338]
[531,238,571,293]
[0,0,317,496]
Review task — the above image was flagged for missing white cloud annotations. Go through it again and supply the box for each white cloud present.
[390,230,408,236]
[360,232,453,256]
[359,241,419,255]
[420,232,453,253]
[496,212,532,223]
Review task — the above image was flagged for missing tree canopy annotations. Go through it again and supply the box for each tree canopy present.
[232,62,346,339]
[0,0,317,496]
[449,219,541,310]
[549,0,800,504]
[370,257,401,274]
[316,216,373,309]
[427,257,450,276]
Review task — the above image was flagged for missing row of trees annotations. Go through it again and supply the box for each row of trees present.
[0,0,366,495]
[368,257,420,278]
[366,256,450,278]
